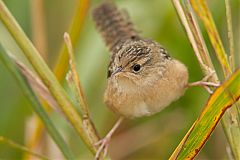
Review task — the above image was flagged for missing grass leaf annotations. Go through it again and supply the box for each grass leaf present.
[190,0,232,76]
[0,45,75,159]
[0,136,49,160]
[53,0,90,80]
[224,0,235,70]
[7,52,59,111]
[26,0,90,153]
[170,68,240,159]
[0,0,99,154]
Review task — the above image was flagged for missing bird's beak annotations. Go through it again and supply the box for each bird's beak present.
[112,66,123,76]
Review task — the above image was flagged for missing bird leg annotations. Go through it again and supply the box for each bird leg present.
[188,73,220,94]
[95,117,124,159]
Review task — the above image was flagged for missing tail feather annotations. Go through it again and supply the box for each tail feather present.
[92,1,139,52]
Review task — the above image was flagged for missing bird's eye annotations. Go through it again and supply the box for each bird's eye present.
[132,64,141,72]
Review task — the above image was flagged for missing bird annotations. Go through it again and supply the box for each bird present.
[92,1,218,159]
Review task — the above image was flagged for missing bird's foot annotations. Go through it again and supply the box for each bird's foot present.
[94,117,124,160]
[188,73,220,94]
[94,133,111,159]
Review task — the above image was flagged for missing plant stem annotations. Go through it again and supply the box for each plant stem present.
[25,0,91,156]
[0,136,49,160]
[172,0,240,158]
[25,0,48,157]
[190,0,231,77]
[225,0,235,70]
[64,32,90,117]
[0,0,99,154]
[64,32,100,148]
[0,46,75,159]
[30,0,48,61]
[54,0,89,80]
[172,0,218,81]
[189,1,240,158]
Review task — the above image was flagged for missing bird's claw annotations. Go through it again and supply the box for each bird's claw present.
[94,135,111,160]
[94,117,124,160]
[188,73,220,94]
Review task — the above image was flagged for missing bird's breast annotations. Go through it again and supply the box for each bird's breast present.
[104,59,189,118]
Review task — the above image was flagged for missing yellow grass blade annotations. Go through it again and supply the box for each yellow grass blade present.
[170,68,240,159]
[53,0,89,80]
[190,0,232,76]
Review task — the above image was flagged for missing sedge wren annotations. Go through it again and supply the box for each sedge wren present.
[92,1,218,158]
[93,1,188,118]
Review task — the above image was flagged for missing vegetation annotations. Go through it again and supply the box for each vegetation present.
[0,0,239,159]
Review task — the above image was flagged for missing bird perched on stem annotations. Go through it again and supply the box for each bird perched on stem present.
[92,1,218,159]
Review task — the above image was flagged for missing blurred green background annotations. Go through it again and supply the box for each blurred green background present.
[0,0,239,159]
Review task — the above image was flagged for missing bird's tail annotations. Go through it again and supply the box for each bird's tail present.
[92,1,139,52]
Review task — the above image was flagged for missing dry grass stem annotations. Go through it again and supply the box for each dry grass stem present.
[16,61,59,111]
[25,0,90,156]
[172,0,218,83]
[31,0,47,61]
[172,0,240,159]
[6,53,59,110]
[0,0,98,154]
[224,0,235,70]
[64,32,101,153]
[64,32,89,117]
[0,45,75,159]
[190,0,231,76]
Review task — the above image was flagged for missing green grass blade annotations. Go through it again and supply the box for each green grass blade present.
[26,0,91,154]
[0,136,49,160]
[170,68,240,159]
[0,46,75,159]
[0,0,99,154]
[189,1,240,158]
